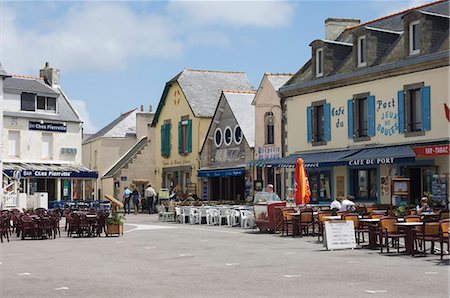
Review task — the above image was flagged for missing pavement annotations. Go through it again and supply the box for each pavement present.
[0,214,448,298]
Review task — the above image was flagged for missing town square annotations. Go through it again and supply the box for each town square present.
[0,0,449,297]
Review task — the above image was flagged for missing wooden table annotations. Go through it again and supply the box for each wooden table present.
[323,216,342,221]
[290,213,301,237]
[359,218,380,249]
[395,222,423,255]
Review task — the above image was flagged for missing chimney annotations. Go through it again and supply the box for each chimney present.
[140,104,144,112]
[149,105,152,113]
[325,18,360,41]
[39,62,61,87]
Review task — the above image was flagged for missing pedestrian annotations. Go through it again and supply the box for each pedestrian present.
[130,185,141,215]
[123,186,132,214]
[145,184,157,214]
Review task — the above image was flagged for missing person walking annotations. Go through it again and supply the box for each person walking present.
[123,186,132,214]
[131,186,141,215]
[145,184,157,214]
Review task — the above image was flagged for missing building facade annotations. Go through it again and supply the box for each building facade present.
[151,69,253,196]
[2,63,97,207]
[199,90,256,202]
[279,1,449,207]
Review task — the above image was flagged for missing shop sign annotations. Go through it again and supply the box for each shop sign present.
[29,121,67,133]
[256,146,281,160]
[61,148,77,155]
[16,170,98,179]
[348,158,394,166]
[412,144,449,156]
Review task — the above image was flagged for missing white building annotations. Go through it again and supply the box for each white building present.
[1,63,97,209]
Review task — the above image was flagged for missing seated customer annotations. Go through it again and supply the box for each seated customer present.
[330,197,342,215]
[340,195,356,212]
[416,197,432,214]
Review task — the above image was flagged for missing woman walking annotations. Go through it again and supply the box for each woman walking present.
[131,185,141,215]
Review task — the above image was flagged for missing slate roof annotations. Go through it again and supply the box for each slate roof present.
[283,0,449,91]
[152,69,253,126]
[266,73,293,91]
[4,76,59,97]
[103,137,148,178]
[223,91,256,148]
[83,109,137,144]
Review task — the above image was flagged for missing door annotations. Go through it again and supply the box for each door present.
[409,168,422,205]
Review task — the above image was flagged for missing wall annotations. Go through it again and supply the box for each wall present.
[286,66,450,154]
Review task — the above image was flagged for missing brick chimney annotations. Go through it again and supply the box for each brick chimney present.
[325,18,360,40]
[39,62,61,87]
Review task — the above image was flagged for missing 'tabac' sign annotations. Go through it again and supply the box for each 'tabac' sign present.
[413,145,449,156]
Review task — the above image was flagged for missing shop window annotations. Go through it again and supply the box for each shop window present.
[409,20,420,55]
[160,121,171,157]
[234,125,242,145]
[73,179,82,200]
[348,93,375,140]
[307,101,331,145]
[214,128,222,147]
[8,131,20,157]
[316,48,324,77]
[308,171,331,201]
[398,83,430,135]
[21,92,35,111]
[351,168,377,200]
[256,167,262,181]
[84,180,94,200]
[178,117,192,154]
[357,35,367,67]
[265,112,274,145]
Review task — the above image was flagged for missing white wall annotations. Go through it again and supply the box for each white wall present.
[3,93,20,111]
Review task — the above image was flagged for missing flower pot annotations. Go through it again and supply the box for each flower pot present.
[106,223,124,236]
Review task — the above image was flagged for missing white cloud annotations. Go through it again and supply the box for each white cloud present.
[70,99,98,134]
[168,0,296,28]
[371,0,430,16]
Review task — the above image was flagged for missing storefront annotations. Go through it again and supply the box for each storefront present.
[3,163,98,201]
[162,165,193,195]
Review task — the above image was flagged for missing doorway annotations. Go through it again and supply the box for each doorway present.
[408,168,422,205]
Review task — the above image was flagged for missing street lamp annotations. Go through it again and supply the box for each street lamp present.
[265,104,282,125]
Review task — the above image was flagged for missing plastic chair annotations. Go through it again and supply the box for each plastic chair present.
[228,210,240,227]
[240,210,255,229]
[189,208,200,225]
[219,208,230,226]
[206,208,220,225]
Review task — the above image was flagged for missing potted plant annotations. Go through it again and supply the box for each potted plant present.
[106,212,125,236]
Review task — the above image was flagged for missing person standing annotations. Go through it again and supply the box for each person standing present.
[131,186,141,215]
[145,184,156,214]
[123,186,132,215]
[267,184,281,202]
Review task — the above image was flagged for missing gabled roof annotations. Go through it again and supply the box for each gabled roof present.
[103,137,148,178]
[151,69,253,126]
[83,109,137,144]
[4,76,59,97]
[223,91,256,148]
[266,73,293,92]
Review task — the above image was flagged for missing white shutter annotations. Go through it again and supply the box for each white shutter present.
[42,133,53,159]
[8,131,20,157]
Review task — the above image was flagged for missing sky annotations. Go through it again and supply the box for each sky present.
[0,0,431,133]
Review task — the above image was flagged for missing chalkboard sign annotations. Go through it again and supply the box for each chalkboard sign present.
[324,220,356,250]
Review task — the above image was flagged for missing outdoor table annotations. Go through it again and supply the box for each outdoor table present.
[395,222,423,256]
[290,213,301,237]
[359,218,380,249]
[323,216,341,221]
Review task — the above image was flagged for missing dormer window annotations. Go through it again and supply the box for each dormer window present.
[409,20,420,55]
[316,48,324,77]
[357,35,367,67]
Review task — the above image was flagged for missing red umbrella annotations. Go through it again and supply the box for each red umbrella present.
[294,157,311,205]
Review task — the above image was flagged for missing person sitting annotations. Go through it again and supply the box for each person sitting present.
[267,184,281,202]
[416,197,432,214]
[330,197,342,215]
[340,195,356,212]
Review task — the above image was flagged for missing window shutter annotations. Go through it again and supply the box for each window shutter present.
[306,106,312,143]
[324,103,331,141]
[398,90,405,133]
[160,125,165,156]
[187,119,192,153]
[178,121,182,154]
[347,99,354,139]
[421,86,431,131]
[166,123,171,156]
[367,96,376,136]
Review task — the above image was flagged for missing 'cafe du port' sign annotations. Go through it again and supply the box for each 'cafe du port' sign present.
[29,121,67,133]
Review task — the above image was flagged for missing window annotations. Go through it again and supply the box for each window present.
[8,131,20,157]
[357,35,367,67]
[21,93,35,111]
[234,125,242,145]
[408,88,422,132]
[42,133,53,159]
[308,171,331,201]
[47,97,57,112]
[307,101,331,145]
[351,168,377,200]
[161,121,171,157]
[399,83,430,134]
[355,97,368,137]
[409,21,420,55]
[214,128,222,147]
[224,126,232,146]
[316,48,324,77]
[313,104,325,142]
[265,112,274,145]
[178,118,192,154]
[348,94,375,140]
[37,96,46,110]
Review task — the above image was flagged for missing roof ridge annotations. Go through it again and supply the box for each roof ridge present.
[10,74,44,80]
[264,72,294,76]
[223,90,257,94]
[184,68,246,74]
[348,0,446,29]
[121,108,137,115]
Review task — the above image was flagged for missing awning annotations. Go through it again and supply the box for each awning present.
[342,145,415,166]
[3,162,98,179]
[198,166,245,178]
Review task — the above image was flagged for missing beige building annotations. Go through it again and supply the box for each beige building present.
[82,107,156,199]
[151,69,253,196]
[278,1,449,207]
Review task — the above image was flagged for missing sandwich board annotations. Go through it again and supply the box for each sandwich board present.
[324,220,356,251]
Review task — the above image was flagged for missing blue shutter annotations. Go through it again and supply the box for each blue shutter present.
[178,121,182,154]
[306,106,312,143]
[347,99,354,139]
[367,95,376,137]
[160,125,165,156]
[324,103,331,141]
[398,90,405,133]
[421,86,431,131]
[187,119,192,153]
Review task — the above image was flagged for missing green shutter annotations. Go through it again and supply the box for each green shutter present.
[178,121,182,154]
[160,124,165,156]
[166,123,171,157]
[187,119,192,153]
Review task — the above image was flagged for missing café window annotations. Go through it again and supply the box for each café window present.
[316,48,324,77]
[308,171,331,201]
[306,100,331,145]
[313,104,325,142]
[409,20,420,55]
[348,94,375,140]
[357,35,367,67]
[398,83,430,135]
[350,168,377,200]
[265,112,275,145]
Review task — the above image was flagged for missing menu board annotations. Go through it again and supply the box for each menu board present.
[324,220,356,250]
[431,174,448,207]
